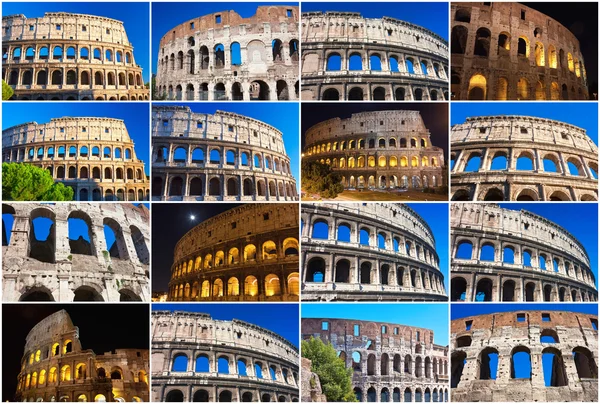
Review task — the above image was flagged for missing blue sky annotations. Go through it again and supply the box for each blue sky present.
[452,304,597,384]
[154,103,299,188]
[302,303,449,346]
[2,2,150,82]
[2,103,150,175]
[451,103,598,145]
[152,303,299,347]
[301,2,448,41]
[307,203,449,291]
[497,203,598,287]
[151,2,298,74]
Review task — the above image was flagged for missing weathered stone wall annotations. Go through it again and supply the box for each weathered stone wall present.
[301,11,449,101]
[303,110,445,190]
[2,12,149,100]
[151,105,297,201]
[151,310,299,402]
[2,203,150,302]
[300,357,327,402]
[451,310,598,402]
[155,6,299,101]
[168,203,299,302]
[450,2,588,100]
[302,318,449,402]
[2,116,150,201]
[450,115,598,201]
[15,309,149,402]
[301,203,446,301]
[450,203,598,302]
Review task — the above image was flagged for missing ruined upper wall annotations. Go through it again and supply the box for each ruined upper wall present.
[24,310,78,351]
[2,12,131,46]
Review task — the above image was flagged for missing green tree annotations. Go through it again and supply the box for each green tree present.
[301,160,344,199]
[2,163,74,201]
[2,80,14,100]
[302,337,357,402]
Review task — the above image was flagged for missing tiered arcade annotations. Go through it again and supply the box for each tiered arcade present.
[301,12,449,101]
[450,203,598,302]
[302,203,447,301]
[151,311,300,402]
[2,12,149,100]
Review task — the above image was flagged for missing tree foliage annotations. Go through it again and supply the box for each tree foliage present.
[2,163,74,201]
[2,80,14,100]
[301,161,344,199]
[302,337,357,402]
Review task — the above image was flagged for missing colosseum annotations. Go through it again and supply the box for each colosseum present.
[2,203,150,302]
[301,11,449,101]
[450,2,589,100]
[2,12,149,100]
[151,310,300,402]
[2,116,150,201]
[167,203,299,302]
[152,105,298,201]
[301,203,447,301]
[14,309,149,402]
[303,110,446,192]
[155,6,299,101]
[451,310,598,402]
[450,115,598,201]
[302,317,449,402]
[450,203,598,303]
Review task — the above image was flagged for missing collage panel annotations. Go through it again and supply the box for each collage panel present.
[2,303,150,402]
[150,303,300,402]
[450,2,597,101]
[150,103,299,202]
[2,2,150,101]
[450,203,598,303]
[450,102,598,201]
[300,2,449,101]
[2,102,151,202]
[301,303,449,402]
[152,203,299,302]
[301,103,449,201]
[151,2,300,101]
[451,304,598,402]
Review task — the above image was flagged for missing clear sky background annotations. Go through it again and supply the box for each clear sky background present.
[2,2,150,82]
[301,2,449,41]
[151,2,298,74]
[497,203,598,288]
[451,103,599,145]
[302,303,449,346]
[2,103,150,175]
[153,303,299,347]
[153,103,299,187]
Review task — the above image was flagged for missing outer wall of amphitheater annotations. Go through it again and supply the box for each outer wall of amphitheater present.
[451,311,599,402]
[450,2,589,100]
[2,12,149,100]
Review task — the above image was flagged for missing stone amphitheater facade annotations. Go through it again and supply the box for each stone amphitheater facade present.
[451,310,598,402]
[2,12,149,100]
[152,105,298,201]
[450,115,598,201]
[15,309,149,402]
[2,203,150,302]
[302,318,449,402]
[302,203,447,301]
[2,116,150,201]
[301,11,449,101]
[303,110,445,191]
[151,310,300,402]
[450,203,598,303]
[450,2,589,100]
[167,203,299,302]
[155,6,299,101]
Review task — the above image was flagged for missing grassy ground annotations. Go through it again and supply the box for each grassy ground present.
[302,189,448,202]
